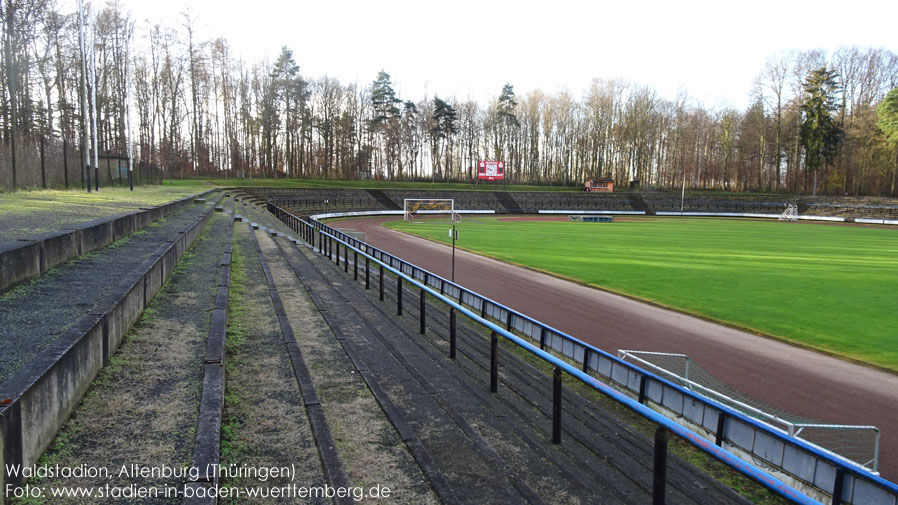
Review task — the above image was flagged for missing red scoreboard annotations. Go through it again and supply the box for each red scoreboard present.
[478,160,505,180]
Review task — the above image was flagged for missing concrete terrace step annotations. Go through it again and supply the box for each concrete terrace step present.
[270,234,754,505]
[6,212,234,501]
[0,191,216,295]
[0,202,215,385]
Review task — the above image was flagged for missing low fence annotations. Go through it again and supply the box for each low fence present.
[265,201,898,505]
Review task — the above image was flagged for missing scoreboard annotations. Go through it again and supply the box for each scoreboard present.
[477,160,505,180]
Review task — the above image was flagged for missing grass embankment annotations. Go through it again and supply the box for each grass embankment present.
[0,183,213,237]
[387,216,898,371]
[164,177,580,192]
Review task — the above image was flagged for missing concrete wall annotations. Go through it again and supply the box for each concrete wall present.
[0,190,215,295]
[0,204,214,504]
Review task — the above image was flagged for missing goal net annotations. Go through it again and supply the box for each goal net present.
[617,349,882,472]
[779,204,799,222]
[403,199,459,222]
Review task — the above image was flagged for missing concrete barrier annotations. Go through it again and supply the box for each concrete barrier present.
[0,204,214,504]
[0,190,216,295]
[0,241,40,294]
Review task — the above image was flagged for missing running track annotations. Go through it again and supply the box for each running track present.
[336,216,898,480]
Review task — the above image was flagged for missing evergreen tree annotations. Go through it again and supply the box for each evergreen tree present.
[270,46,308,176]
[370,70,401,178]
[877,87,898,196]
[800,66,843,195]
[430,96,458,179]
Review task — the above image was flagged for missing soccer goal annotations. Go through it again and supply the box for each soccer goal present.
[779,204,799,222]
[403,199,459,222]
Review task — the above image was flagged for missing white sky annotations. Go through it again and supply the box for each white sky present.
[92,0,898,110]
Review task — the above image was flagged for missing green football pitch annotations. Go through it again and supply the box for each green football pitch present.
[385,216,898,371]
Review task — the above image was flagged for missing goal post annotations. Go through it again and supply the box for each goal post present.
[403,199,459,222]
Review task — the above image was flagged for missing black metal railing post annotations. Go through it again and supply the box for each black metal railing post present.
[379,265,384,301]
[715,413,728,446]
[653,426,668,505]
[366,258,370,290]
[540,327,547,351]
[832,468,846,505]
[344,248,349,273]
[638,375,648,404]
[449,308,457,359]
[582,349,591,373]
[419,289,426,334]
[397,276,403,316]
[354,251,358,280]
[336,242,341,266]
[553,366,562,444]
[490,331,498,393]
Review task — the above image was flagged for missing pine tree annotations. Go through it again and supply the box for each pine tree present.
[370,70,401,178]
[877,87,898,196]
[800,66,843,195]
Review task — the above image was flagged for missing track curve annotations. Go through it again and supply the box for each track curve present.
[335,215,898,480]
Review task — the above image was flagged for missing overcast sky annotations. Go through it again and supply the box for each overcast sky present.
[84,0,898,110]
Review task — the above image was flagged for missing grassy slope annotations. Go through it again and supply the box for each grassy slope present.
[0,182,213,237]
[164,177,581,192]
[387,217,898,371]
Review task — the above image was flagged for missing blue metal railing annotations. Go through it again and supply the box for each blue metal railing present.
[266,202,898,505]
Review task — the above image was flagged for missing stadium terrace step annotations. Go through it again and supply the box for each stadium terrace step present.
[626,193,653,215]
[12,212,233,501]
[367,188,402,209]
[0,200,216,503]
[494,191,525,213]
[0,190,216,295]
[0,202,215,385]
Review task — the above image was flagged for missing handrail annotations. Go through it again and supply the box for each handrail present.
[265,201,898,505]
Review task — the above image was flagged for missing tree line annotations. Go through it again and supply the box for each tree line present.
[2,0,898,195]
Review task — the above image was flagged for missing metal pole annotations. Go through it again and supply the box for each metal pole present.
[490,331,498,393]
[680,166,687,212]
[653,426,668,505]
[397,276,403,316]
[379,265,384,301]
[449,308,456,359]
[419,289,426,334]
[874,428,881,473]
[89,10,99,191]
[831,468,845,505]
[553,366,562,444]
[63,138,69,189]
[451,224,457,282]
[77,0,91,193]
[715,413,727,446]
[354,251,358,280]
[126,37,134,191]
[365,258,370,290]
